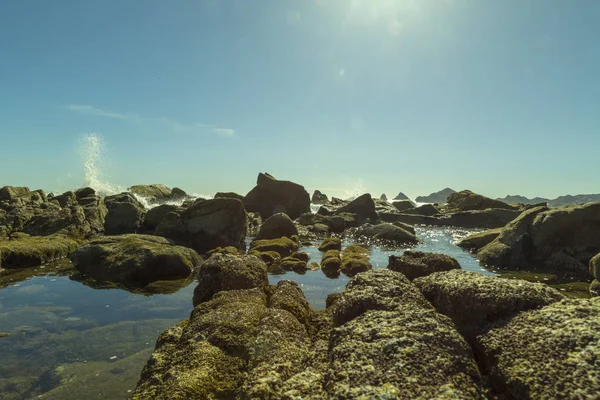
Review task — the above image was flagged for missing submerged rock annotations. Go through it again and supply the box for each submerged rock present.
[155,198,247,254]
[0,235,78,269]
[255,212,298,240]
[243,173,310,220]
[71,234,201,287]
[388,250,460,281]
[478,297,600,398]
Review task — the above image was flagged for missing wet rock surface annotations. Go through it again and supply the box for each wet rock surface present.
[0,235,79,269]
[388,250,460,280]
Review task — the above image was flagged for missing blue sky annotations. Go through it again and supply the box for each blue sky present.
[1,0,599,200]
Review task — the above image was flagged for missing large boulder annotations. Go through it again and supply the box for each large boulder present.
[142,204,178,231]
[243,173,310,220]
[413,269,564,336]
[311,190,328,204]
[354,222,420,245]
[478,203,600,276]
[334,193,376,221]
[388,251,460,280]
[0,186,30,201]
[478,297,600,398]
[155,198,247,254]
[447,190,518,212]
[399,203,440,217]
[340,245,372,277]
[0,235,78,269]
[329,270,484,398]
[392,200,414,212]
[104,193,145,235]
[71,234,201,287]
[255,213,298,240]
[192,253,268,306]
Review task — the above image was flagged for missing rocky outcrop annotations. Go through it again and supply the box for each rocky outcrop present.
[243,173,310,220]
[71,235,201,287]
[248,237,299,258]
[255,213,298,240]
[388,251,460,280]
[329,270,484,398]
[456,228,502,252]
[414,270,564,336]
[392,199,414,212]
[311,190,328,204]
[318,237,341,252]
[321,249,342,278]
[353,222,420,245]
[104,192,145,235]
[142,204,178,231]
[0,235,78,269]
[478,297,600,398]
[389,208,522,229]
[415,187,456,203]
[447,190,518,212]
[400,203,440,216]
[478,203,600,276]
[0,186,107,239]
[155,198,247,254]
[339,245,372,276]
[379,193,387,201]
[192,253,268,306]
[334,193,376,221]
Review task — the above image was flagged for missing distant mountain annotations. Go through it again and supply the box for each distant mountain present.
[380,193,388,201]
[497,195,549,205]
[415,188,456,203]
[497,193,600,207]
[549,194,600,207]
[393,192,410,201]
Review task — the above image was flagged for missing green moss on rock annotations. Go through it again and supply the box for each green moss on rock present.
[388,250,460,281]
[248,237,299,258]
[317,237,342,252]
[0,235,78,269]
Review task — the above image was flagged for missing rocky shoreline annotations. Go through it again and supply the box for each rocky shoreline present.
[1,172,600,399]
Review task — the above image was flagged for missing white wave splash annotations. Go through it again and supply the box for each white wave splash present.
[79,132,123,197]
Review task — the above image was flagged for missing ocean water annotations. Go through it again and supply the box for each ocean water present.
[0,226,486,399]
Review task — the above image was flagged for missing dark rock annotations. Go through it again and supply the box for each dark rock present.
[311,190,328,204]
[291,251,310,262]
[71,234,202,287]
[192,253,268,306]
[401,203,440,216]
[170,187,188,201]
[243,173,310,220]
[334,193,376,221]
[414,269,564,337]
[74,187,95,199]
[591,253,600,280]
[388,251,460,280]
[280,257,308,273]
[478,297,600,398]
[456,228,502,252]
[104,193,145,235]
[255,213,298,240]
[214,192,245,202]
[590,280,600,297]
[0,235,78,269]
[155,198,246,254]
[447,190,518,212]
[248,237,298,258]
[390,208,522,229]
[143,204,178,231]
[379,193,387,201]
[354,222,420,245]
[392,200,415,212]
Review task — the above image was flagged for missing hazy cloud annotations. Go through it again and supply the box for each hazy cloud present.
[66,104,234,137]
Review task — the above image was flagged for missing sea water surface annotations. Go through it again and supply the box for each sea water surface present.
[0,226,496,399]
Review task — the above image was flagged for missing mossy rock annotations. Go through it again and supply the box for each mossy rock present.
[590,253,600,280]
[590,280,600,297]
[318,237,341,252]
[207,246,240,256]
[280,257,308,273]
[340,245,372,277]
[291,251,310,262]
[0,235,78,269]
[71,234,202,288]
[307,261,320,271]
[248,250,281,268]
[388,250,460,281]
[455,228,502,252]
[248,237,298,258]
[321,250,342,278]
